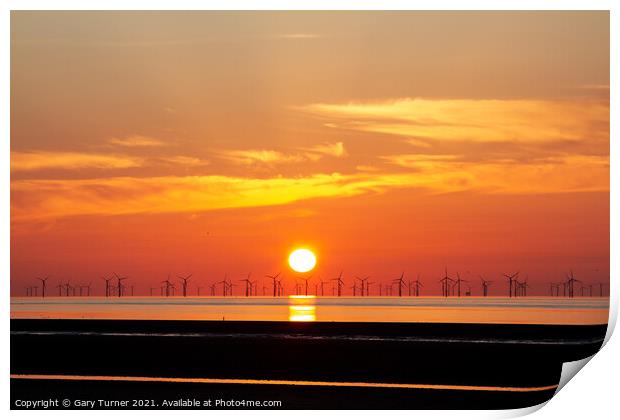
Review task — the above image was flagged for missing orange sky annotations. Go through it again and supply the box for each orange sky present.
[10,11,610,296]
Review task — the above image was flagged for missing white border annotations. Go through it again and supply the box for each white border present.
[3,2,617,420]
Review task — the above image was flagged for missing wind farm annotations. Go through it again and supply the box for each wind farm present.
[14,267,611,299]
[12,263,610,326]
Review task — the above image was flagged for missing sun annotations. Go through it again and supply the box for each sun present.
[288,248,317,273]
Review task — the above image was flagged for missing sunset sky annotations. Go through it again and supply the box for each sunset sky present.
[10,11,609,296]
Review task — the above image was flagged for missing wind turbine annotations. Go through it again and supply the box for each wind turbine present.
[393,272,406,297]
[162,275,174,297]
[331,272,345,297]
[239,272,253,297]
[320,277,329,296]
[177,274,193,297]
[453,272,468,297]
[503,272,519,298]
[216,274,229,296]
[113,272,128,298]
[366,280,375,296]
[356,276,370,297]
[56,283,63,297]
[37,276,50,299]
[565,270,581,298]
[480,276,492,297]
[518,276,530,297]
[298,274,313,296]
[226,276,235,296]
[350,283,357,296]
[439,267,454,297]
[412,274,423,297]
[101,276,113,298]
[265,272,281,297]
[63,280,72,297]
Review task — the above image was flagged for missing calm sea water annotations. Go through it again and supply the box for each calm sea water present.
[10,296,609,325]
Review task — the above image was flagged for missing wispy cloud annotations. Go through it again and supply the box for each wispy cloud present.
[380,154,461,173]
[155,156,208,167]
[381,153,609,193]
[108,135,167,147]
[11,150,208,173]
[220,149,307,165]
[11,151,145,172]
[580,84,610,91]
[301,98,609,144]
[221,142,347,166]
[11,173,381,221]
[302,141,347,158]
[11,151,609,222]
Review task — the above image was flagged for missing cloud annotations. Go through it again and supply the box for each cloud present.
[10,173,381,221]
[11,151,145,172]
[11,150,207,173]
[153,156,209,167]
[580,84,610,91]
[381,154,460,168]
[11,150,609,222]
[301,98,609,144]
[302,141,347,158]
[108,135,167,147]
[220,149,307,165]
[381,153,609,193]
[221,142,347,166]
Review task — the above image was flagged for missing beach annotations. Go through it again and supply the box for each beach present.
[10,315,607,409]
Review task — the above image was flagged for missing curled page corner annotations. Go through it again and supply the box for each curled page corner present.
[493,401,549,419]
[500,355,599,418]
[555,355,594,394]
[603,293,617,346]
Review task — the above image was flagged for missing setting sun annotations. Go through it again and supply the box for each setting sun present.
[288,249,317,273]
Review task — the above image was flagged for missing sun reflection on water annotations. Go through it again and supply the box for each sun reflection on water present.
[288,295,316,321]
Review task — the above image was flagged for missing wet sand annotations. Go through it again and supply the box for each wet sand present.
[10,319,607,409]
